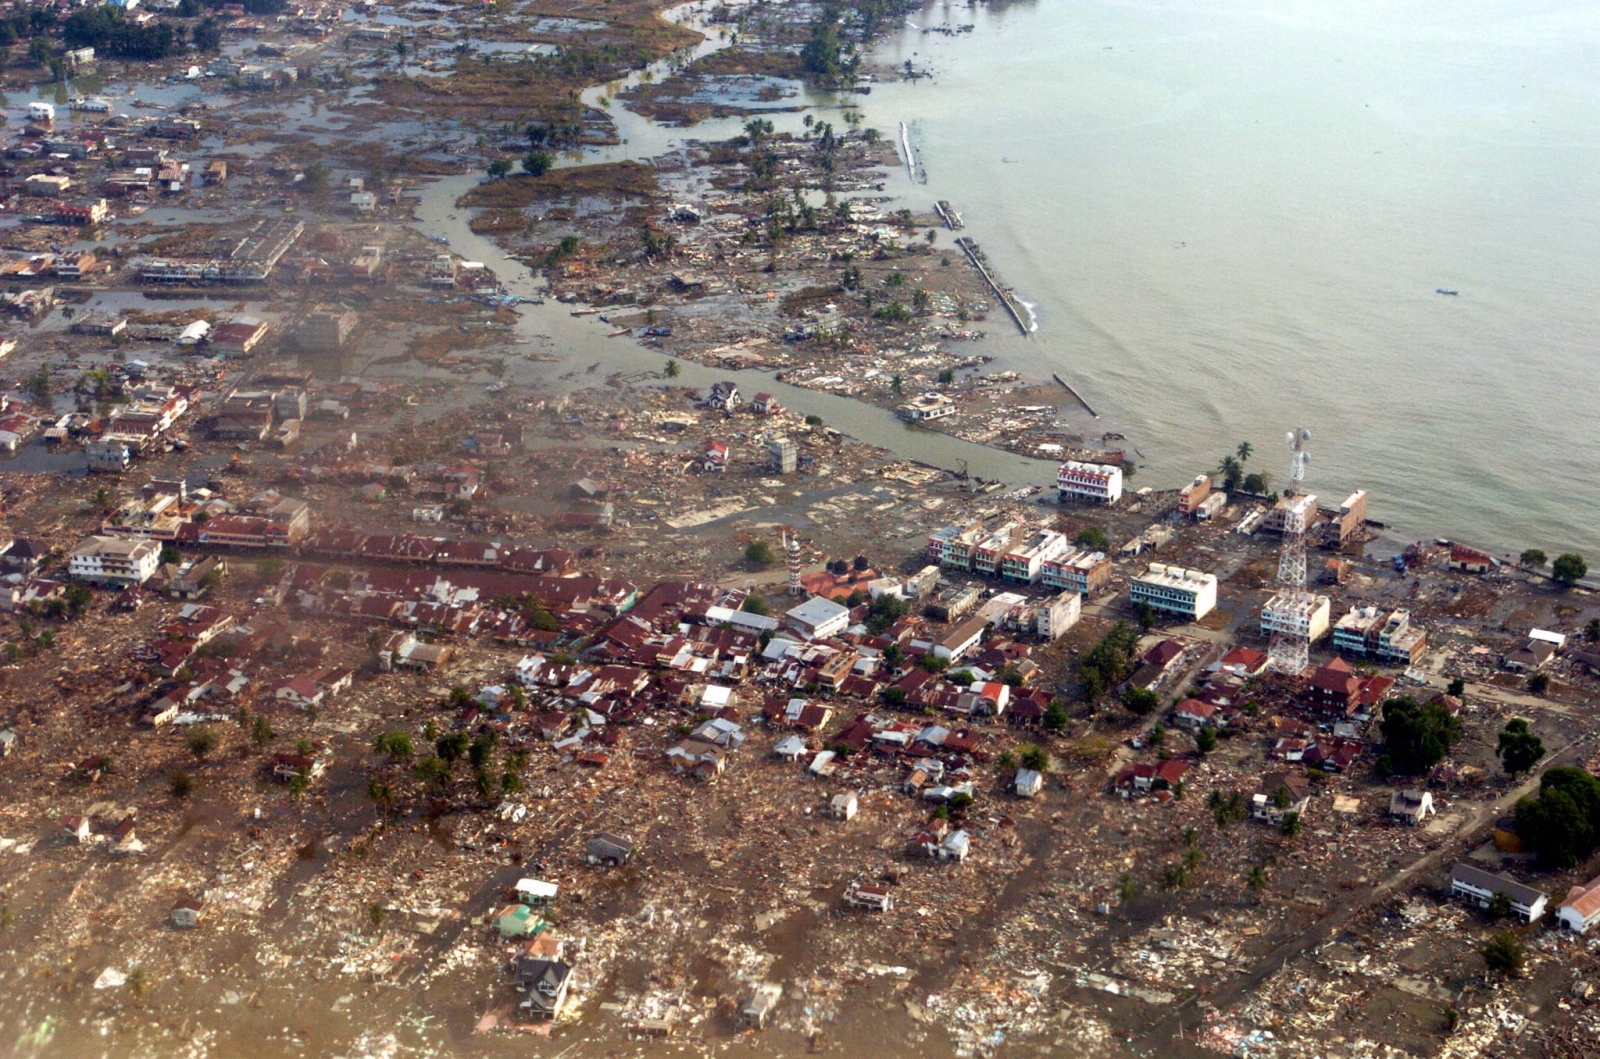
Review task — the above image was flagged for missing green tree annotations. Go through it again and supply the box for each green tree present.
[250,715,274,747]
[501,769,523,794]
[1042,700,1069,733]
[1481,930,1524,976]
[1520,548,1547,568]
[664,358,680,378]
[1375,696,1460,776]
[1019,744,1050,772]
[1279,811,1301,837]
[468,732,498,771]
[937,368,955,385]
[372,731,413,762]
[1196,727,1217,755]
[185,724,216,761]
[435,732,470,767]
[1496,718,1544,777]
[522,150,554,177]
[1074,526,1110,551]
[741,593,771,616]
[486,158,512,178]
[192,17,222,50]
[169,767,194,798]
[890,373,903,394]
[365,776,395,821]
[745,540,777,566]
[1486,891,1513,920]
[1236,441,1253,464]
[414,755,449,792]
[1447,676,1466,697]
[1515,766,1600,868]
[1552,553,1588,587]
[1135,601,1156,631]
[1216,454,1243,493]
[1121,687,1158,716]
[1247,864,1268,894]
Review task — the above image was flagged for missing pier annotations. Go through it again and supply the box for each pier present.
[933,200,964,231]
[954,236,1030,337]
[1052,372,1099,418]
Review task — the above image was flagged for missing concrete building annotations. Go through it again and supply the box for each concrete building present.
[1057,460,1123,504]
[767,435,797,474]
[1450,862,1547,923]
[998,530,1072,584]
[898,392,956,421]
[784,596,850,640]
[1032,590,1082,640]
[296,307,358,351]
[1332,606,1427,666]
[1040,549,1113,596]
[69,535,160,587]
[1331,490,1367,544]
[85,437,131,473]
[1263,493,1318,535]
[1260,591,1331,642]
[1130,563,1217,621]
[24,174,71,196]
[933,616,987,662]
[1176,474,1211,518]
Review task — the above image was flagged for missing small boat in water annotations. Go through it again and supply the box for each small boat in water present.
[1436,288,1458,296]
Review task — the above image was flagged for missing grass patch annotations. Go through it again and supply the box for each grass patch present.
[457,161,661,208]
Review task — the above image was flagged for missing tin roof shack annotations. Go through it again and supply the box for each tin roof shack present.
[829,792,859,820]
[171,895,205,928]
[1450,862,1547,923]
[515,958,574,1020]
[740,983,783,1029]
[514,878,559,907]
[586,833,633,865]
[1448,544,1495,573]
[1014,768,1043,798]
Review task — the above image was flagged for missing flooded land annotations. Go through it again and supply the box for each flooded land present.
[0,2,1598,1059]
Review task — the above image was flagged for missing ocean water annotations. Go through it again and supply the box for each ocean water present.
[857,0,1600,559]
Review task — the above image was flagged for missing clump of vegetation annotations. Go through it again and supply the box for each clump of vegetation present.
[1515,766,1600,868]
[1373,697,1459,777]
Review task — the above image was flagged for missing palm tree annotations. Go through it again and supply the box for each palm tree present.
[1236,441,1253,464]
[365,776,395,822]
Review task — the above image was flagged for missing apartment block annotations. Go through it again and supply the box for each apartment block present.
[1057,461,1123,504]
[1129,563,1217,621]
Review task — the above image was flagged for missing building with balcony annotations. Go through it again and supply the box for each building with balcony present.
[1040,549,1113,596]
[1260,591,1331,642]
[1129,563,1217,621]
[1057,460,1122,504]
[69,535,160,587]
[1331,606,1427,666]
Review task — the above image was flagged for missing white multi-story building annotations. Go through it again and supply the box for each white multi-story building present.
[1057,461,1123,504]
[1261,592,1331,642]
[69,535,160,587]
[898,392,956,421]
[1129,563,1217,621]
[1332,606,1427,665]
[998,530,1072,584]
